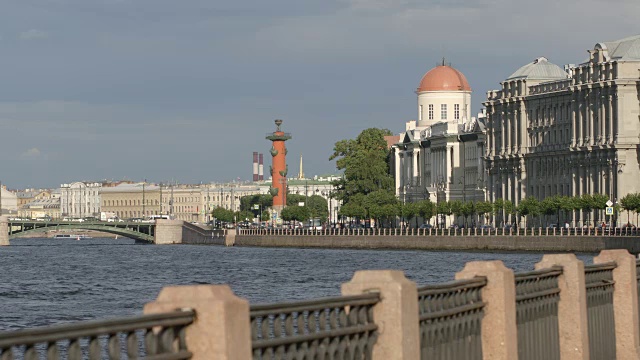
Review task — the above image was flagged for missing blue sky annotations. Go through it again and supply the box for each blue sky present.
[0,0,638,188]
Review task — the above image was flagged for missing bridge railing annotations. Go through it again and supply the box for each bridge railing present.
[584,262,617,359]
[417,277,486,360]
[2,250,640,360]
[250,293,380,359]
[514,267,562,360]
[0,310,195,359]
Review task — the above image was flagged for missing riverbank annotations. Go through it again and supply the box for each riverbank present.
[234,234,640,253]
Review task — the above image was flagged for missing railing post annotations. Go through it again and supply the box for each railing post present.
[342,270,420,360]
[144,285,251,360]
[535,254,589,360]
[594,249,640,359]
[455,261,518,360]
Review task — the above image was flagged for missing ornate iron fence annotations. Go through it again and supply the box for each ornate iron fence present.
[250,293,379,360]
[0,310,195,359]
[417,277,486,360]
[585,262,617,360]
[514,267,562,360]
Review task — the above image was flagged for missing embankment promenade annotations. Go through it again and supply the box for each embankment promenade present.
[235,228,640,253]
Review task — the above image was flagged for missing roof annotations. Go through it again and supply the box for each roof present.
[417,65,471,92]
[384,135,401,149]
[507,57,567,81]
[598,34,640,61]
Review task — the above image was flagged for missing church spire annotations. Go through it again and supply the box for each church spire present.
[298,154,305,180]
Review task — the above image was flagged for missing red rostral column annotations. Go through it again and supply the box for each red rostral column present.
[266,119,291,211]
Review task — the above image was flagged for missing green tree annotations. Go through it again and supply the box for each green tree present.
[306,195,328,220]
[620,193,640,226]
[579,194,595,226]
[363,189,399,227]
[281,206,311,223]
[338,193,366,221]
[400,202,419,227]
[475,201,493,225]
[417,200,435,224]
[517,197,540,228]
[329,128,394,204]
[286,194,306,207]
[461,201,475,227]
[591,193,608,225]
[559,196,576,226]
[540,196,561,226]
[436,201,452,228]
[504,200,515,226]
[236,210,255,223]
[493,198,504,226]
[211,207,234,224]
[449,200,463,226]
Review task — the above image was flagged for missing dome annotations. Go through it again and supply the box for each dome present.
[507,57,567,81]
[417,65,471,92]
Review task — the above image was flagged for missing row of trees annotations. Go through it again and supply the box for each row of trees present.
[619,193,640,225]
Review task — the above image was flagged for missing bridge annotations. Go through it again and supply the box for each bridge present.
[0,217,229,245]
[6,220,155,243]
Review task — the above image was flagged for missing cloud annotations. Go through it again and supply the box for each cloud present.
[19,29,49,40]
[20,148,41,159]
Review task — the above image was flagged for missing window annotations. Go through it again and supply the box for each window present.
[419,105,423,121]
[441,104,447,120]
[428,104,434,120]
[454,104,460,120]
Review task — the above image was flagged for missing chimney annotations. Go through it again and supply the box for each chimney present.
[253,152,259,181]
[258,153,264,181]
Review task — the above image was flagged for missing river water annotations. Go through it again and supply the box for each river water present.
[0,237,594,332]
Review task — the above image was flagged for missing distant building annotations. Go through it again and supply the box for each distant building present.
[100,182,160,220]
[60,182,102,219]
[484,34,640,225]
[19,198,60,219]
[0,185,18,215]
[391,62,487,208]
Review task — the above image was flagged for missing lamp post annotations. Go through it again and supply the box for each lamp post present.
[436,176,446,228]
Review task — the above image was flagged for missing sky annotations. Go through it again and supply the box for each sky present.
[0,0,638,189]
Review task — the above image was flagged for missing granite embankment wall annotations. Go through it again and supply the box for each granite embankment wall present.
[181,222,226,245]
[234,234,640,253]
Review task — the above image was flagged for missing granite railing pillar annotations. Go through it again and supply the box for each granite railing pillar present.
[0,216,8,246]
[154,219,184,245]
[342,270,420,360]
[594,249,640,359]
[144,285,251,360]
[535,254,589,360]
[225,228,236,247]
[456,261,518,360]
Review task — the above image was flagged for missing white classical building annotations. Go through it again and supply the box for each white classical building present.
[391,62,487,209]
[484,34,640,225]
[60,182,103,218]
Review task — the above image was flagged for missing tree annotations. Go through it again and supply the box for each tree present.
[338,193,366,221]
[517,197,540,228]
[493,198,504,226]
[281,206,310,223]
[503,200,515,226]
[236,210,255,223]
[449,200,463,226]
[558,196,576,226]
[436,201,451,228]
[400,202,419,227]
[306,195,328,220]
[329,128,394,204]
[578,194,595,226]
[211,207,234,224]
[417,200,435,224]
[475,201,493,225]
[363,189,399,227]
[591,193,608,225]
[461,201,476,227]
[540,196,561,226]
[620,193,640,226]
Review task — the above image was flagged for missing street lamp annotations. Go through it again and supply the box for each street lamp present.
[436,176,447,228]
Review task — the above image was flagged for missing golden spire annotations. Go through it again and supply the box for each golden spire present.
[298,154,305,180]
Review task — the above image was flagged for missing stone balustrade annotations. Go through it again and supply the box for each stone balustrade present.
[1,249,639,359]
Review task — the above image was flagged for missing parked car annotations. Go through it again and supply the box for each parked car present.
[419,223,433,229]
[479,225,494,230]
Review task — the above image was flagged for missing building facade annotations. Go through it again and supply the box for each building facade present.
[60,182,102,219]
[391,63,487,218]
[484,35,640,225]
[101,183,161,220]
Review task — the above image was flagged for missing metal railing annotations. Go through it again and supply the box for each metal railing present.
[585,262,617,360]
[0,310,195,359]
[417,277,486,360]
[637,259,640,329]
[514,267,562,360]
[250,293,379,360]
[238,227,640,237]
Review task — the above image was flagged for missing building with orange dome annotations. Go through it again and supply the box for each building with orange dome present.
[391,61,487,226]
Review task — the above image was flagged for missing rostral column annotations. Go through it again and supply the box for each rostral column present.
[266,119,291,212]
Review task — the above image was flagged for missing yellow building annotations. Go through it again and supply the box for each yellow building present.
[101,183,161,220]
